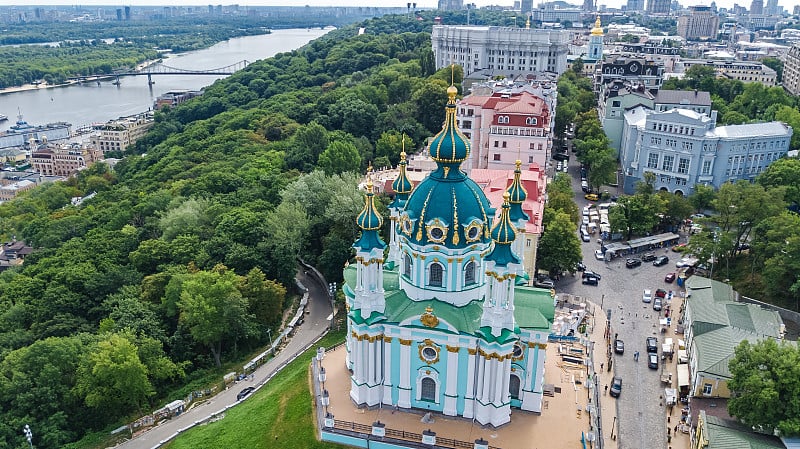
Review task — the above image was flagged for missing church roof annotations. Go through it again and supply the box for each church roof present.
[343,266,555,335]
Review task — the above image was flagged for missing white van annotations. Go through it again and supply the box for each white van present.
[581,229,591,242]
[581,180,589,192]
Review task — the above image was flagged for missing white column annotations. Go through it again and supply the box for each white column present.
[398,340,412,408]
[443,346,459,416]
[463,348,477,419]
[367,339,376,385]
[382,337,393,405]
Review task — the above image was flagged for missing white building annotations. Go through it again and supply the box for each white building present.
[90,112,154,153]
[431,25,569,76]
[619,106,792,195]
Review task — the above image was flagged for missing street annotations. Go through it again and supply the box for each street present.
[556,155,680,449]
[116,269,334,449]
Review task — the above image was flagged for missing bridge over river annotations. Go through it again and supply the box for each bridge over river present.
[69,60,250,85]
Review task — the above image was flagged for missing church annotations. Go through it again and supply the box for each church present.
[343,84,555,427]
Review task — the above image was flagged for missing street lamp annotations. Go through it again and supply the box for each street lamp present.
[266,328,273,355]
[328,282,337,330]
[23,424,32,449]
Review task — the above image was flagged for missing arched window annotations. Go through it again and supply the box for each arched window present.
[428,263,444,287]
[509,374,521,399]
[404,253,412,278]
[421,377,436,401]
[464,261,476,286]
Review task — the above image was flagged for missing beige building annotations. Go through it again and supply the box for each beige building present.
[31,143,102,177]
[782,43,800,95]
[90,112,154,153]
[0,180,36,202]
[681,59,776,85]
[677,6,720,41]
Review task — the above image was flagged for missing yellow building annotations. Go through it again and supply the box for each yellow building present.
[683,276,784,399]
[692,410,785,449]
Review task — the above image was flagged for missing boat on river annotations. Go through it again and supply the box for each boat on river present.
[0,112,71,149]
[0,114,7,121]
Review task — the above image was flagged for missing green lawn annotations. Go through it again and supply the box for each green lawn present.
[165,330,347,449]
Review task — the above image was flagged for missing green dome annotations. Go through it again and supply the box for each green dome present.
[391,151,413,200]
[487,193,520,266]
[401,167,493,249]
[428,86,470,164]
[507,160,529,223]
[356,179,383,231]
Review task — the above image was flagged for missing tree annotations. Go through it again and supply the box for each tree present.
[762,57,784,82]
[74,333,153,416]
[375,131,414,167]
[177,266,255,367]
[728,339,800,437]
[318,140,362,175]
[758,156,800,208]
[773,105,800,150]
[609,194,664,240]
[571,57,584,74]
[689,183,715,213]
[536,210,583,275]
[286,121,329,172]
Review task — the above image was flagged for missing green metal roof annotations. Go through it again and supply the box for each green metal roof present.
[343,265,554,336]
[701,412,786,449]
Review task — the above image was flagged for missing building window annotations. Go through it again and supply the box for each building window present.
[647,153,659,169]
[509,374,521,399]
[404,253,412,278]
[525,117,537,125]
[421,377,436,401]
[502,141,507,148]
[612,100,621,107]
[464,261,476,286]
[703,383,712,395]
[662,155,674,172]
[428,263,444,287]
[462,121,472,129]
[678,158,689,174]
[702,160,712,175]
[494,141,499,148]
[529,156,534,163]
[493,154,501,161]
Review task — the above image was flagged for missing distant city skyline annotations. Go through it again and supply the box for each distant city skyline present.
[2,0,800,13]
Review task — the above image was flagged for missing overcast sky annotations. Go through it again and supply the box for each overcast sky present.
[1,0,798,14]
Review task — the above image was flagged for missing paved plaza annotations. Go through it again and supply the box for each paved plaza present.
[320,340,601,449]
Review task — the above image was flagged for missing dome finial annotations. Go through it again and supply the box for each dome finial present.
[591,16,604,36]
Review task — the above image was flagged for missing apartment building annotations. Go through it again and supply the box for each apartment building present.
[680,59,777,85]
[456,88,553,171]
[677,6,720,41]
[90,112,154,153]
[596,56,665,94]
[31,142,102,177]
[782,43,800,95]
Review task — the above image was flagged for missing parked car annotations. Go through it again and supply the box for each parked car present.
[626,258,642,268]
[594,249,605,261]
[582,275,599,286]
[653,255,669,266]
[646,337,658,353]
[585,193,599,201]
[614,339,625,354]
[534,278,555,289]
[576,262,586,272]
[655,288,667,298]
[653,297,663,311]
[237,386,255,401]
[610,376,623,397]
[583,270,602,280]
[642,289,652,303]
[665,272,676,283]
[648,353,659,369]
[641,252,657,262]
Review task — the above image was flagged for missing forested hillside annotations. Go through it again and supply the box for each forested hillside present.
[0,13,466,448]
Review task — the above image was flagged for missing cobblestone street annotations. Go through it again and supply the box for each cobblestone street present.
[557,156,689,449]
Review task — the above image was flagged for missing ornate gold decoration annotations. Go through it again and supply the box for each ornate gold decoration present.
[384,337,393,343]
[400,214,413,236]
[417,189,434,241]
[447,258,454,263]
[446,345,460,353]
[463,221,483,243]
[399,339,412,346]
[420,306,439,328]
[426,369,431,375]
[425,218,448,244]
[527,342,537,348]
[451,188,460,245]
[538,343,548,349]
[418,340,440,364]
[468,348,477,355]
[443,166,450,178]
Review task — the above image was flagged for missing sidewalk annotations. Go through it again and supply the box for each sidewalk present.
[588,301,619,449]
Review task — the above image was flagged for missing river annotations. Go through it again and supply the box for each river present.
[0,27,332,132]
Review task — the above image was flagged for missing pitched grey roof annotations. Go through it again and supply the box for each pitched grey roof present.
[655,89,712,106]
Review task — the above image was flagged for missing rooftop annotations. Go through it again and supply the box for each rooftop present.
[654,89,712,106]
[713,122,792,138]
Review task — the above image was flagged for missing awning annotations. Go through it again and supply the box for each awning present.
[677,364,690,387]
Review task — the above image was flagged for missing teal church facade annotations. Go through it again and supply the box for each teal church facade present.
[344,85,555,428]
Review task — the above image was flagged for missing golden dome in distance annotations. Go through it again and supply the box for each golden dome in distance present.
[591,16,603,36]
